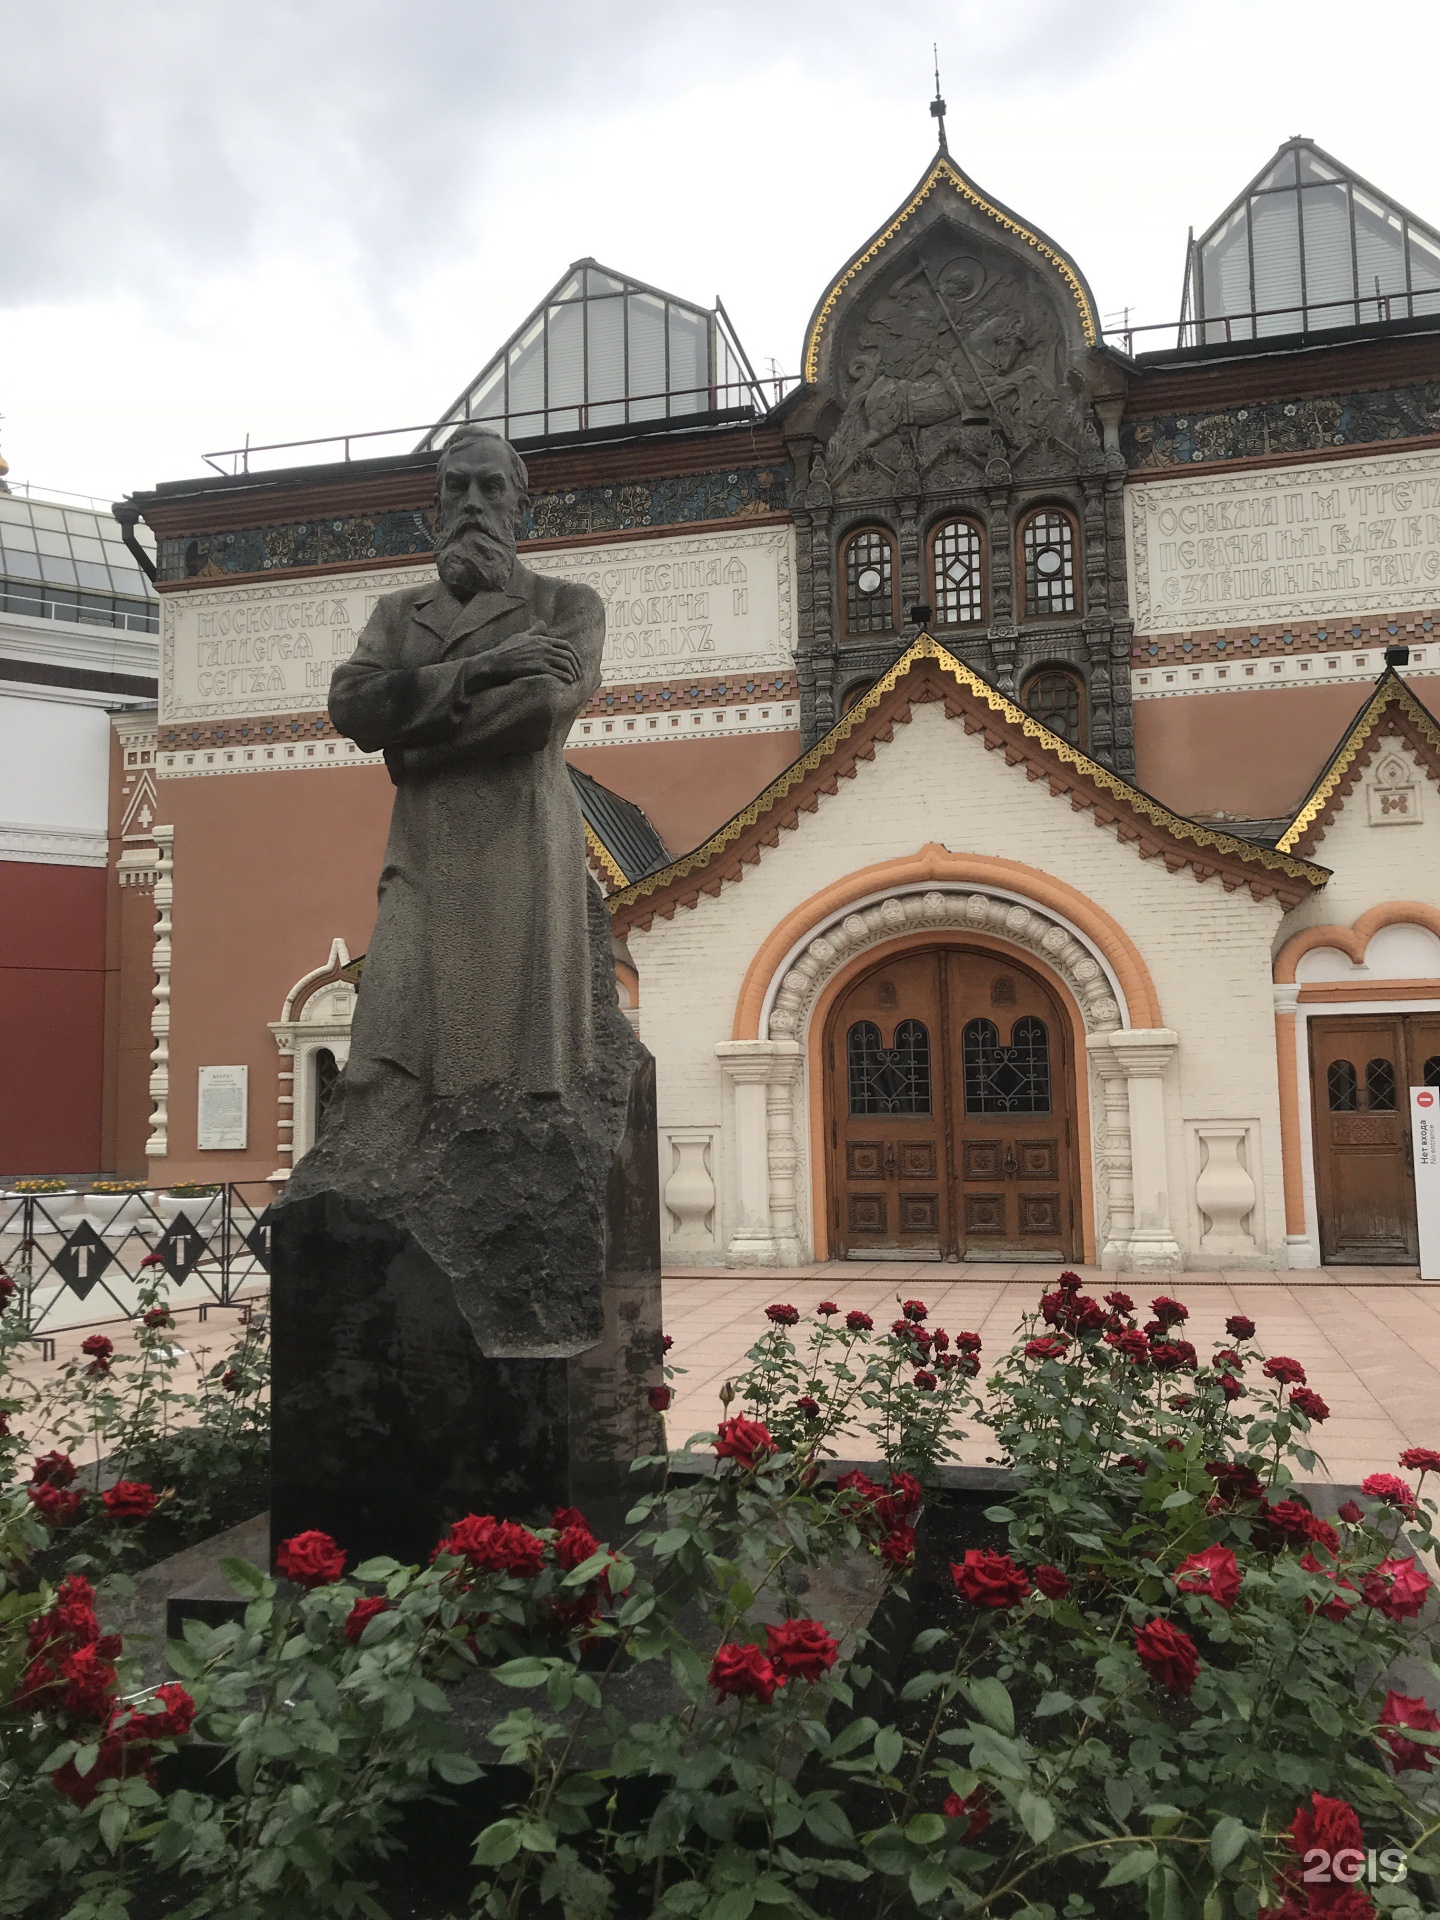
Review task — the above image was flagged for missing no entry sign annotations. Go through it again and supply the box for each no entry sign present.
[1414,1088,1440,1282]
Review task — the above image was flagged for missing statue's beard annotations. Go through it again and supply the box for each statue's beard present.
[435,521,516,598]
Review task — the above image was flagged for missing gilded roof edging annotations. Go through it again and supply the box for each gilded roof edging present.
[584,822,629,891]
[1276,673,1440,852]
[801,156,1098,384]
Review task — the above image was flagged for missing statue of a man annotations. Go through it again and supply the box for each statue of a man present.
[328,426,605,1151]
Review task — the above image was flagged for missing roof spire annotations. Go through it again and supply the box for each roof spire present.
[930,45,948,154]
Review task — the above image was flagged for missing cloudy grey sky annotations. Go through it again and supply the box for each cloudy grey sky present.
[2,0,1437,503]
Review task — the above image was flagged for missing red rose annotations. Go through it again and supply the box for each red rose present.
[879,1524,915,1566]
[146,1682,196,1739]
[1400,1446,1440,1475]
[1034,1564,1071,1599]
[942,1786,990,1836]
[1205,1460,1264,1505]
[102,1481,157,1522]
[221,1369,241,1393]
[875,1472,922,1529]
[954,1331,982,1353]
[1300,1551,1358,1621]
[1226,1315,1257,1341]
[902,1298,928,1321]
[344,1595,391,1644]
[765,1303,799,1326]
[1104,1290,1134,1313]
[1264,1355,1306,1386]
[661,1334,673,1352]
[836,1468,882,1507]
[1174,1545,1241,1609]
[817,1300,839,1315]
[845,1310,873,1332]
[709,1642,778,1705]
[952,1550,1030,1611]
[1133,1617,1200,1696]
[1056,1270,1083,1292]
[30,1575,99,1655]
[1219,1373,1243,1401]
[913,1369,937,1391]
[1377,1690,1440,1772]
[0,1273,15,1309]
[1361,1472,1415,1512]
[275,1530,346,1589]
[1287,1795,1370,1911]
[31,1451,76,1487]
[139,1252,165,1269]
[1289,1387,1329,1422]
[142,1306,173,1328]
[1110,1329,1151,1363]
[796,1395,821,1419]
[1150,1338,1197,1372]
[1256,1499,1334,1554]
[1362,1556,1432,1620]
[28,1483,82,1526]
[1025,1336,1069,1361]
[80,1333,114,1360]
[1337,1500,1365,1524]
[714,1416,776,1469]
[554,1516,601,1573]
[1150,1295,1189,1327]
[765,1617,839,1683]
[434,1515,545,1579]
[1214,1347,1243,1369]
[60,1643,119,1720]
[647,1385,672,1412]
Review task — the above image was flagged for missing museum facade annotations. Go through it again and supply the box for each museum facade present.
[97,134,1440,1272]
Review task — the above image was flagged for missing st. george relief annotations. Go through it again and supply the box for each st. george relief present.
[826,245,1094,491]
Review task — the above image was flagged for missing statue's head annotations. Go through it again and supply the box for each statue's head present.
[433,426,530,599]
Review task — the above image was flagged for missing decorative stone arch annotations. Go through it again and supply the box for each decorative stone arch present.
[267,938,357,1181]
[717,869,1182,1271]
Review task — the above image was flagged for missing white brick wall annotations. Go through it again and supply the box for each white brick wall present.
[1277,740,1440,942]
[631,703,1292,1266]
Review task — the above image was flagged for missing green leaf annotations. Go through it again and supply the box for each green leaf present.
[1211,1815,1249,1872]
[99,1798,129,1853]
[1019,1792,1056,1844]
[473,1818,522,1867]
[1160,1490,1194,1510]
[432,1750,483,1784]
[829,1716,878,1758]
[1104,1778,1135,1825]
[983,1505,1016,1522]
[804,1799,856,1849]
[711,1891,755,1920]
[220,1556,266,1598]
[964,1676,1014,1735]
[1035,1690,1073,1717]
[493,1657,551,1689]
[906,1813,947,1845]
[658,1884,709,1916]
[1101,1848,1159,1888]
[874,1727,904,1775]
[909,1858,952,1907]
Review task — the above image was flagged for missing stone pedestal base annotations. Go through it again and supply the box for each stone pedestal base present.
[270,1194,660,1566]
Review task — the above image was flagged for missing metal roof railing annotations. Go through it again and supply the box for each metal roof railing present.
[1102,286,1439,357]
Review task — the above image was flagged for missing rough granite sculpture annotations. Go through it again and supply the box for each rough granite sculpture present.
[269,426,663,1565]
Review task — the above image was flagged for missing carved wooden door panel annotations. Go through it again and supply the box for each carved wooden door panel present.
[1310,1015,1415,1263]
[946,951,1078,1261]
[828,952,949,1258]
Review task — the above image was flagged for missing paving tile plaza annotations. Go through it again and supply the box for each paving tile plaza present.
[661,1263,1440,1487]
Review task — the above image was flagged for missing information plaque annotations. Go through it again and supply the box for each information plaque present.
[198,1065,249,1151]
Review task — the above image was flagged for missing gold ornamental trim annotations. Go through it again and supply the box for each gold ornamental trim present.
[1277,673,1440,852]
[583,822,629,891]
[802,156,1098,385]
[608,635,1327,914]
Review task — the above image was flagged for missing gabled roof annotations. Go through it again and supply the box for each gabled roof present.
[1276,670,1440,855]
[608,636,1328,933]
[571,766,671,891]
[801,150,1100,384]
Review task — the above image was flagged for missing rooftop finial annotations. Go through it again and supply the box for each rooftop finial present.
[930,45,948,154]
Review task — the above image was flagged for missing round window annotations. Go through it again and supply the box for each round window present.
[1036,549,1062,576]
[856,566,883,595]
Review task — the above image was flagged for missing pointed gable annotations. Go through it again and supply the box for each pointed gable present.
[1277,670,1440,855]
[609,637,1327,934]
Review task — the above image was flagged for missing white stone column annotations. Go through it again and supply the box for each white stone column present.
[1085,1035,1135,1268]
[1107,1029,1182,1272]
[716,1040,803,1267]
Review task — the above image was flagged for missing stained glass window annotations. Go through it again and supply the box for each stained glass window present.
[1021,511,1077,617]
[848,1020,931,1116]
[1022,668,1085,747]
[844,529,896,635]
[963,1017,1052,1115]
[931,519,983,625]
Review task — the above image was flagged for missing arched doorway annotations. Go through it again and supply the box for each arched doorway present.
[824,945,1080,1260]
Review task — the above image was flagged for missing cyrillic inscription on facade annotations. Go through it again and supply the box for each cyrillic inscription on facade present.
[1128,448,1440,634]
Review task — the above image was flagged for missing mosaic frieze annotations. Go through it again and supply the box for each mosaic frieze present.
[156,465,791,583]
[1124,381,1440,471]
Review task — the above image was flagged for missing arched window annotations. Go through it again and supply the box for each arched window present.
[930,518,984,626]
[963,1017,1052,1115]
[842,528,897,636]
[1020,509,1078,617]
[1365,1057,1396,1111]
[840,678,874,715]
[847,1020,931,1115]
[1327,1060,1358,1110]
[314,1048,341,1132]
[1021,668,1086,748]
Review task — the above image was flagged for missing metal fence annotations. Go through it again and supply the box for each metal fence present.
[0,1185,273,1337]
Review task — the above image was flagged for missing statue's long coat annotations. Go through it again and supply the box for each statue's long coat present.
[329,560,605,1096]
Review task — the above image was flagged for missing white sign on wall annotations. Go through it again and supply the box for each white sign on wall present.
[161,525,795,724]
[1413,1087,1440,1282]
[1127,446,1440,635]
[197,1065,249,1151]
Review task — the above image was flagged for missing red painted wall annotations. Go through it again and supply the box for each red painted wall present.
[0,862,107,1175]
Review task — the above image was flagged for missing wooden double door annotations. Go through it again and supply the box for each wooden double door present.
[1309,1012,1440,1263]
[826,947,1080,1261]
